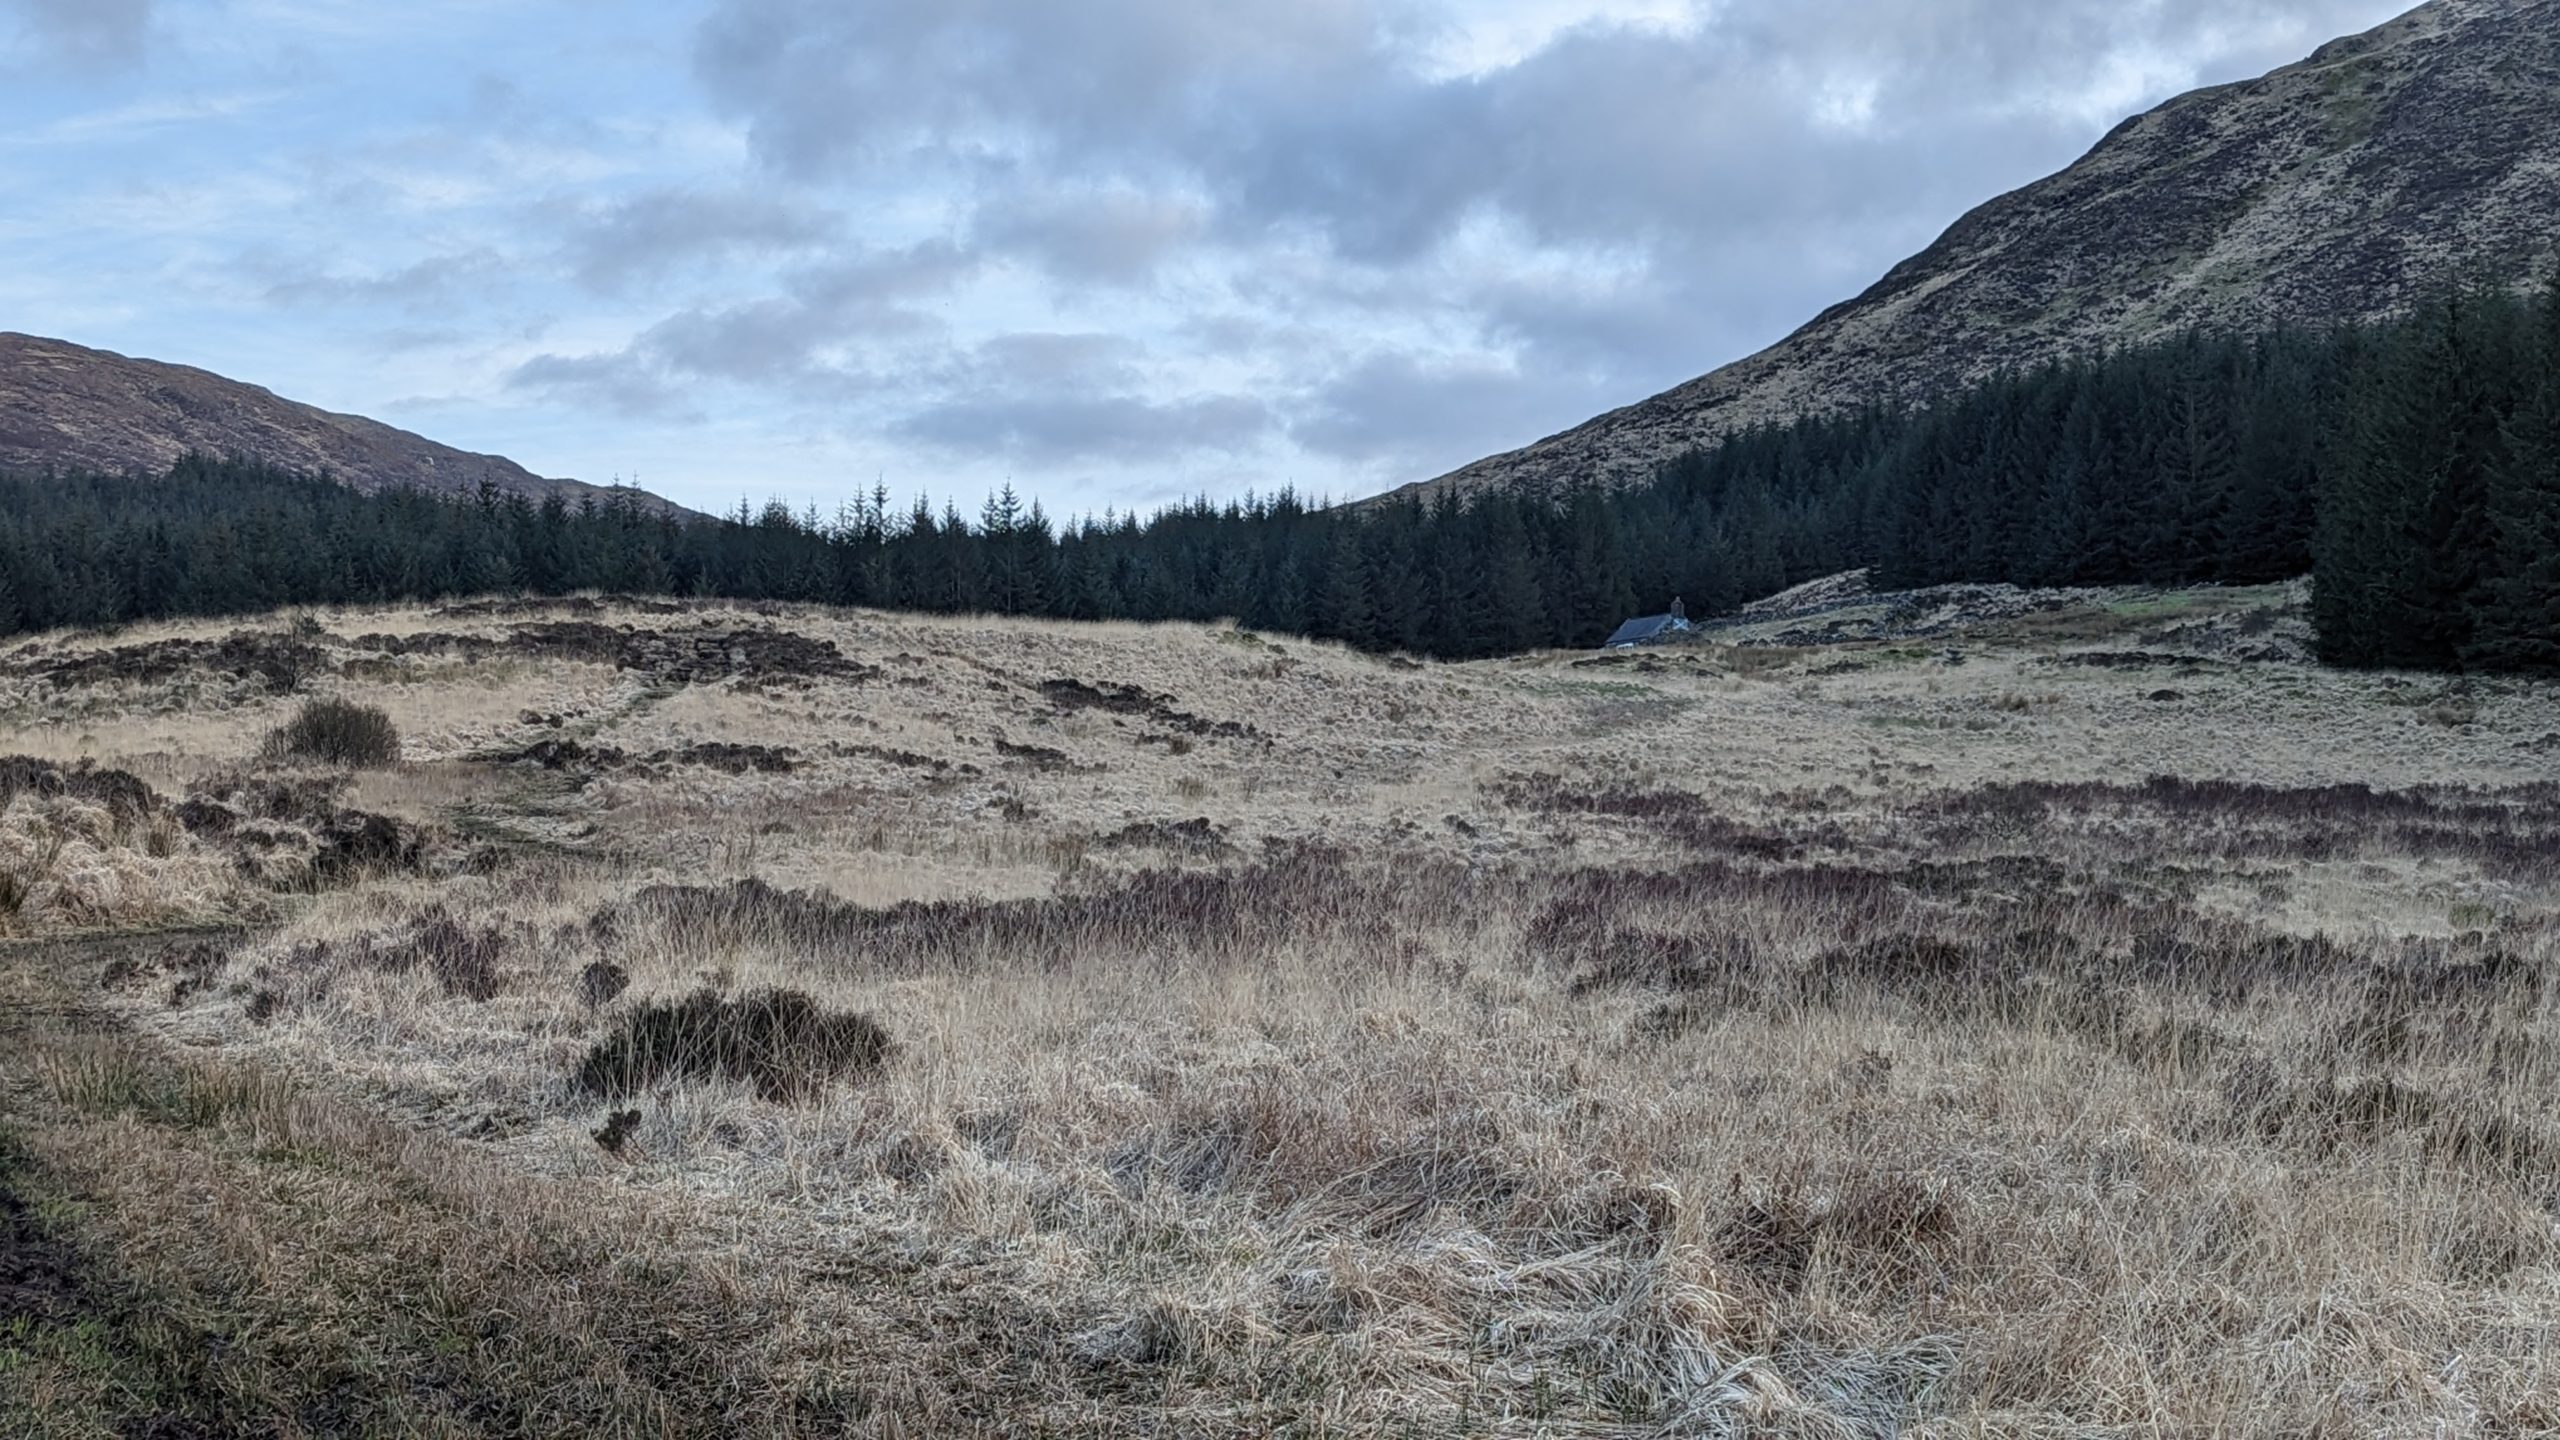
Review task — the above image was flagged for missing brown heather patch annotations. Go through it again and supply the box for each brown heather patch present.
[573,988,895,1103]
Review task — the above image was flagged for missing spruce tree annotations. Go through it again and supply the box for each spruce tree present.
[2314,295,2501,667]
[1312,523,1376,648]
[2468,273,2560,671]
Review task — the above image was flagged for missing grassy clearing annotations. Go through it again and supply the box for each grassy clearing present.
[2,590,2556,1434]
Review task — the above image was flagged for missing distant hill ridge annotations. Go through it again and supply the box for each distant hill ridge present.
[0,332,698,517]
[1400,0,2560,504]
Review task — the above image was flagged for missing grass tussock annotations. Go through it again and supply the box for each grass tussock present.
[573,987,894,1103]
[0,758,255,937]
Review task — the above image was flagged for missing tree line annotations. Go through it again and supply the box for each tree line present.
[1,276,2553,670]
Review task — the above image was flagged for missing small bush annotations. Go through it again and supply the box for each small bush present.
[592,1108,642,1154]
[573,988,893,1103]
[578,960,631,1010]
[266,699,401,768]
[410,912,503,1001]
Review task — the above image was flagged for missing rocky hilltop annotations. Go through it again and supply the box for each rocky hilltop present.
[1406,0,2560,503]
[0,332,697,516]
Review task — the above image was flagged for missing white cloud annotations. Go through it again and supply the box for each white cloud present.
[1,0,152,73]
[0,0,2420,513]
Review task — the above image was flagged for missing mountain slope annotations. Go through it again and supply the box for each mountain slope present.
[1407,0,2560,503]
[0,333,698,517]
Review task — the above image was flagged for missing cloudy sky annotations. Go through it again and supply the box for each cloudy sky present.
[0,0,2412,517]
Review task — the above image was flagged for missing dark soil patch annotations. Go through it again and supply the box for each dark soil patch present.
[1098,817,1232,857]
[345,631,505,662]
[308,810,430,882]
[174,775,431,884]
[607,626,880,686]
[0,756,161,825]
[493,738,625,770]
[355,622,882,689]
[2045,651,2223,671]
[434,594,684,619]
[578,961,630,1009]
[1039,678,1261,740]
[504,621,638,665]
[100,941,230,1006]
[661,743,799,775]
[592,1109,642,1155]
[32,632,323,693]
[995,738,1078,772]
[834,743,962,773]
[487,739,799,776]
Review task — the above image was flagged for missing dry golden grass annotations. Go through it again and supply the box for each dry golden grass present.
[4,588,2557,1436]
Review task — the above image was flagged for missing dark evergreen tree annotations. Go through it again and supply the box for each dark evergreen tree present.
[2468,273,2560,671]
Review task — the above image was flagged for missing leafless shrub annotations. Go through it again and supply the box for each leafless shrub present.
[263,699,400,769]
